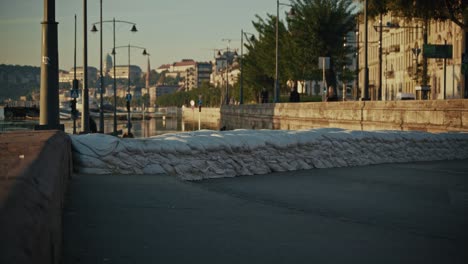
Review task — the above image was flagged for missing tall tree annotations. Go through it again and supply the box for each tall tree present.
[289,0,357,91]
[243,14,291,101]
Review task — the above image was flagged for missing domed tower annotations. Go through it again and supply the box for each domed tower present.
[104,53,113,75]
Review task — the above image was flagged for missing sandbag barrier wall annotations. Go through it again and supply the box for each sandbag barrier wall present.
[220,99,468,132]
[0,131,72,264]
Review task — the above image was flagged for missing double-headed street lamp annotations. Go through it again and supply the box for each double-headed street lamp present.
[91,18,137,135]
[239,30,255,105]
[112,44,148,136]
[275,0,295,103]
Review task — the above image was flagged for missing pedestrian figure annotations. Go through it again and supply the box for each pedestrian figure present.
[89,117,98,133]
[261,87,269,103]
[326,86,338,102]
[289,86,300,102]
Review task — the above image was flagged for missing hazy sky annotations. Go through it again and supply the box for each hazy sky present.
[1,0,284,71]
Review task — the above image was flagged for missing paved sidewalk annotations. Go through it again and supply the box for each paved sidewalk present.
[63,160,468,264]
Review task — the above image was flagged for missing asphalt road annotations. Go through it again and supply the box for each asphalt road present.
[63,160,468,264]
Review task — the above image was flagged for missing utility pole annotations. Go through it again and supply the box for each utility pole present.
[37,0,60,130]
[222,39,233,105]
[363,0,370,100]
[81,0,90,133]
[99,0,104,132]
[378,14,383,100]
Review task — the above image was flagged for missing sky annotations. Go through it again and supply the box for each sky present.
[1,0,282,71]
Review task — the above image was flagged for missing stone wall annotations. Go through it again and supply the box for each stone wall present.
[220,100,468,132]
[182,107,221,126]
[0,131,72,264]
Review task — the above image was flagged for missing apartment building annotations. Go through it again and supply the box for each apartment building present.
[183,62,212,90]
[358,14,465,100]
[210,50,239,88]
[59,67,98,84]
[148,85,180,106]
[156,59,197,79]
[109,65,142,81]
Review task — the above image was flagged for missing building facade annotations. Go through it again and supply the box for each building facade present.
[358,14,465,100]
[109,65,142,81]
[210,50,239,89]
[59,67,98,84]
[147,85,180,106]
[183,62,212,90]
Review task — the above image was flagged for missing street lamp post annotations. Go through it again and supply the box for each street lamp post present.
[221,39,235,105]
[378,14,383,100]
[372,17,388,101]
[38,0,60,130]
[355,30,359,100]
[82,0,90,133]
[99,0,103,133]
[240,30,255,105]
[363,0,370,100]
[72,14,78,134]
[275,0,294,103]
[91,19,137,135]
[113,44,148,136]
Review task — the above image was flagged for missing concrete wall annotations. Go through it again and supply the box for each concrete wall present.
[0,131,72,264]
[220,100,468,132]
[182,107,221,126]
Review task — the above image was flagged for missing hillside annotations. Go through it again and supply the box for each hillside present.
[0,64,40,101]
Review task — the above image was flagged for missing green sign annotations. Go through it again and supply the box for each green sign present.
[423,44,453,59]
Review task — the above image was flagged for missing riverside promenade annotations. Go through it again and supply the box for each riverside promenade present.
[63,159,468,264]
[1,128,468,264]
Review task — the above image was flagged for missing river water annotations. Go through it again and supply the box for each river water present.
[0,117,219,138]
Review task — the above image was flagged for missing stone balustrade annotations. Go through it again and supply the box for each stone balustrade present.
[220,100,468,132]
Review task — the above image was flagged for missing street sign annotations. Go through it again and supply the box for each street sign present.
[423,44,453,59]
[70,89,79,99]
[126,93,132,102]
[318,57,330,69]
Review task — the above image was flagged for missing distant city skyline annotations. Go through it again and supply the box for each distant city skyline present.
[1,0,282,71]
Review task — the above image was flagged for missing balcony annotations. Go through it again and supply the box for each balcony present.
[385,70,395,79]
[388,44,400,53]
[406,66,415,76]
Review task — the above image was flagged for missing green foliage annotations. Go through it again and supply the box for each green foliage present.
[243,0,357,97]
[366,0,467,29]
[0,64,40,101]
[156,83,222,107]
[157,71,181,86]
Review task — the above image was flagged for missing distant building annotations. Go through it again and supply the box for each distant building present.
[104,53,113,74]
[171,59,196,73]
[146,85,180,106]
[59,66,98,84]
[214,51,237,72]
[184,62,212,90]
[156,85,180,97]
[156,64,171,74]
[156,59,197,79]
[359,13,465,100]
[109,65,142,81]
[210,51,239,89]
